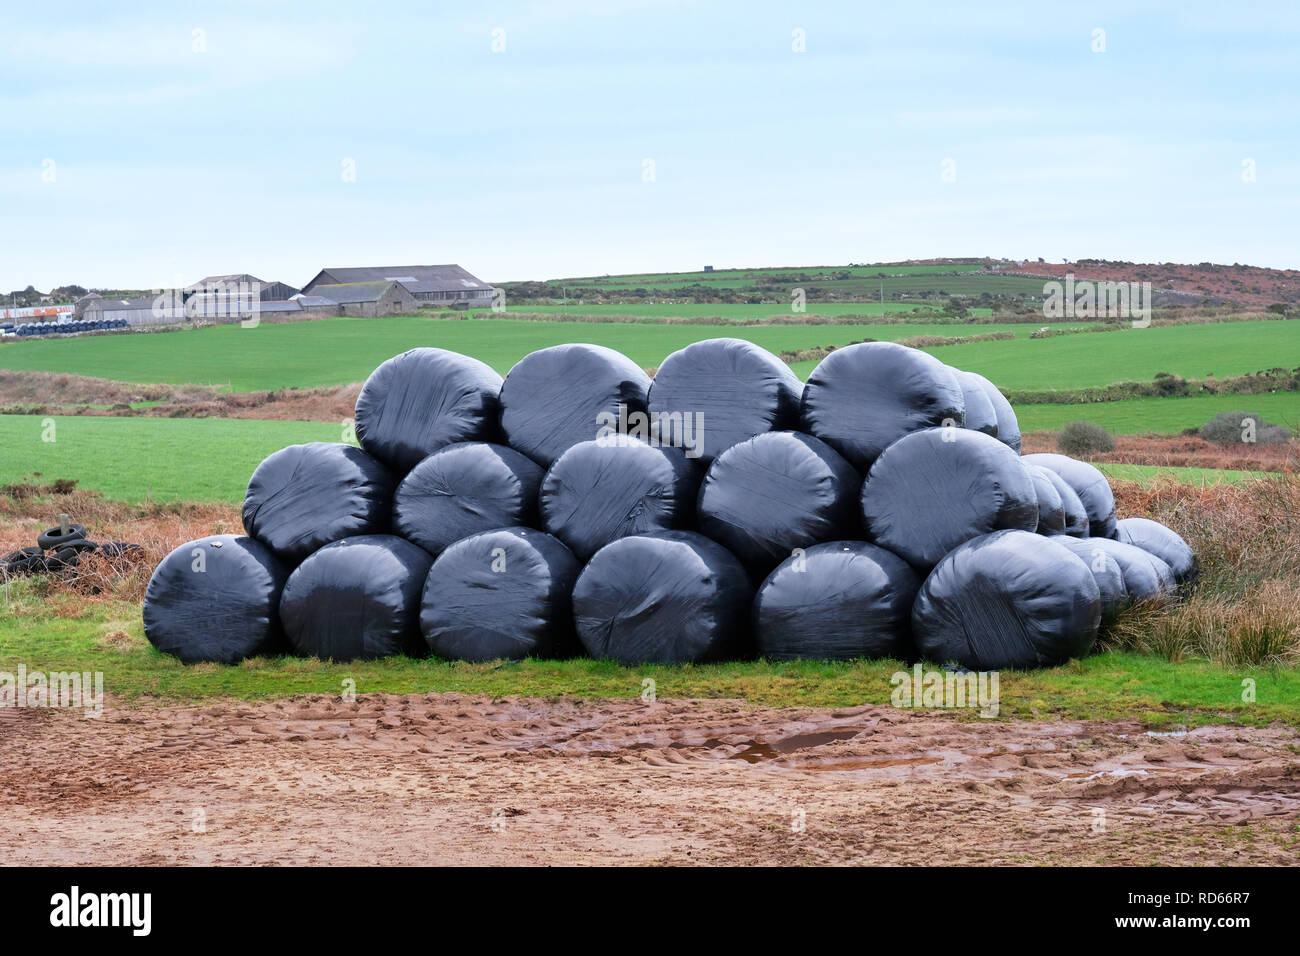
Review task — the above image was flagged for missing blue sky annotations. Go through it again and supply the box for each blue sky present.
[2,1,1297,291]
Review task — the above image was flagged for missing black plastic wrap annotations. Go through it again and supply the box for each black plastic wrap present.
[572,531,753,664]
[393,442,543,556]
[1116,517,1197,583]
[143,535,288,664]
[647,338,802,464]
[800,342,965,471]
[1038,466,1089,536]
[499,343,652,467]
[754,540,920,661]
[278,534,432,660]
[420,527,580,662]
[1024,464,1066,535]
[354,348,503,473]
[697,430,861,579]
[911,530,1101,669]
[1021,453,1118,539]
[242,442,394,563]
[1064,536,1174,602]
[965,370,1021,453]
[539,435,700,561]
[952,368,999,437]
[1050,535,1131,620]
[860,428,1038,570]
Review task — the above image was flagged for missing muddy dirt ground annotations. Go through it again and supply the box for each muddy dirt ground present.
[4,694,1298,865]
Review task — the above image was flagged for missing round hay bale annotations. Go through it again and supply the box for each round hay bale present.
[393,442,543,556]
[143,535,288,664]
[242,442,394,563]
[499,343,652,467]
[1050,535,1131,620]
[1024,464,1066,535]
[911,530,1101,669]
[420,527,580,662]
[1021,453,1117,539]
[540,435,699,562]
[860,428,1038,570]
[354,348,503,473]
[800,341,966,471]
[1116,517,1196,583]
[964,370,1021,453]
[1039,466,1089,536]
[697,431,861,579]
[572,531,752,664]
[952,368,999,437]
[1066,536,1174,602]
[754,540,920,661]
[279,535,432,661]
[647,337,801,464]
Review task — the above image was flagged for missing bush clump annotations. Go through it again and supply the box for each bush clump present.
[1057,421,1116,456]
[1198,411,1292,446]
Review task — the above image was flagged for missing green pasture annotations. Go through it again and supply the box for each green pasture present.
[1014,391,1300,435]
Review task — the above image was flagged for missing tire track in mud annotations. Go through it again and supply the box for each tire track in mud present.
[4,694,1298,865]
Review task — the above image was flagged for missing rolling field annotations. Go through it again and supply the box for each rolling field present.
[0,313,1057,391]
[0,414,1272,504]
[1014,391,1300,434]
[787,320,1300,388]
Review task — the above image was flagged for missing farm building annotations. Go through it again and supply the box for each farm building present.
[184,274,301,302]
[302,264,494,305]
[74,292,181,327]
[303,280,417,318]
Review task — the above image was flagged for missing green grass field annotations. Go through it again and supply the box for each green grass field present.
[786,320,1300,388]
[3,593,1296,724]
[0,415,342,502]
[1015,391,1300,434]
[0,414,1271,504]
[1,313,1056,391]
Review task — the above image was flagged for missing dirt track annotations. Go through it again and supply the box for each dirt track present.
[4,694,1299,865]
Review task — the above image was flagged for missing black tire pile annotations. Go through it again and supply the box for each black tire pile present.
[2,524,143,576]
[143,339,1195,670]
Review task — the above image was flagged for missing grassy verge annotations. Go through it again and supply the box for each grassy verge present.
[2,594,1296,727]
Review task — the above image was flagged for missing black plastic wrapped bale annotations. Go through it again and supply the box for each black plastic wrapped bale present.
[696,431,861,580]
[1059,536,1172,602]
[965,370,1021,453]
[952,368,999,437]
[1039,466,1089,537]
[353,348,503,473]
[392,442,544,556]
[1116,517,1196,583]
[1024,464,1066,535]
[420,527,579,662]
[800,342,966,471]
[1021,453,1117,539]
[754,541,921,661]
[911,530,1101,669]
[647,338,802,465]
[499,343,652,467]
[1050,535,1130,621]
[279,535,432,661]
[242,442,394,563]
[860,428,1038,570]
[143,535,288,664]
[572,531,752,664]
[539,435,699,562]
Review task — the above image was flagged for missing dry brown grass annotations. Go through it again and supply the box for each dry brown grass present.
[0,488,241,606]
[1106,474,1300,665]
[1021,430,1299,471]
[0,370,360,423]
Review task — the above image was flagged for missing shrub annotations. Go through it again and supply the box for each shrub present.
[1198,411,1292,446]
[1057,421,1116,455]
